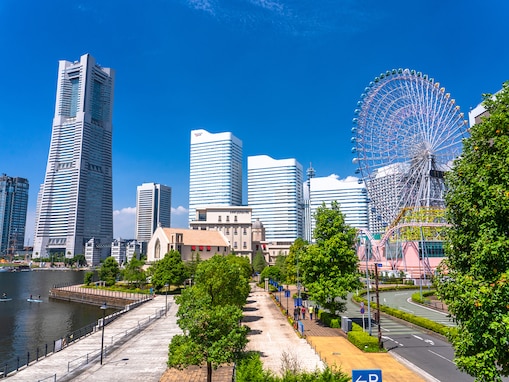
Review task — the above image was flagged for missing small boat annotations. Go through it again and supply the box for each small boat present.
[0,297,12,302]
[27,296,43,303]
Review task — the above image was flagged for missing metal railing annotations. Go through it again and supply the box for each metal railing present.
[1,296,155,379]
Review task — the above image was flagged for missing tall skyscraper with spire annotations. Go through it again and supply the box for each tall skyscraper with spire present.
[33,54,115,259]
[188,129,243,223]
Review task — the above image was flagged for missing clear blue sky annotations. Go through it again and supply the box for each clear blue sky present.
[1,0,508,244]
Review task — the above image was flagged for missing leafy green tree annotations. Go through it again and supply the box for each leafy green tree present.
[99,257,120,286]
[226,254,253,280]
[260,265,282,284]
[285,238,308,285]
[168,288,249,382]
[74,254,87,267]
[300,201,360,313]
[193,254,250,308]
[168,255,251,382]
[122,256,146,288]
[150,250,188,291]
[274,255,288,283]
[436,82,509,381]
[252,251,267,274]
[84,271,94,286]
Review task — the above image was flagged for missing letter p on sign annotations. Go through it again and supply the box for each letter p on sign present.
[352,369,382,382]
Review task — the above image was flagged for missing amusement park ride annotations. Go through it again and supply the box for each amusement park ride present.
[351,68,469,279]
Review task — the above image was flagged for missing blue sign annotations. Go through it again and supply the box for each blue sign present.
[284,289,290,298]
[352,369,382,382]
[278,285,283,292]
[360,307,365,314]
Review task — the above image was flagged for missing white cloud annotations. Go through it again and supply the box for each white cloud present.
[172,205,188,215]
[113,207,136,239]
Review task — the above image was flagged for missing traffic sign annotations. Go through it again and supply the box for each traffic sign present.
[352,369,382,382]
[360,307,365,314]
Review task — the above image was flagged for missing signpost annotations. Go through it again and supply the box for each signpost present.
[352,369,382,382]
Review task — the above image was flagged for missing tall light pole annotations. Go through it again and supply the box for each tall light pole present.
[164,284,169,317]
[374,263,382,350]
[100,303,107,365]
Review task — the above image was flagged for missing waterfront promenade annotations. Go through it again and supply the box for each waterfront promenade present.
[6,284,435,382]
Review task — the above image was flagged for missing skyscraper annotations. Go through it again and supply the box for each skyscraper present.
[33,54,115,259]
[135,182,172,243]
[307,174,369,242]
[188,129,243,223]
[0,175,29,257]
[248,155,304,241]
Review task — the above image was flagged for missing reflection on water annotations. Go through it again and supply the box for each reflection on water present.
[0,270,108,369]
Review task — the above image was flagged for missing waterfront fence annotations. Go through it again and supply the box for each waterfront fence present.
[1,295,153,379]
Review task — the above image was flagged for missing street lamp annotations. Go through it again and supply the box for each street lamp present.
[374,263,382,350]
[100,303,107,365]
[164,284,169,317]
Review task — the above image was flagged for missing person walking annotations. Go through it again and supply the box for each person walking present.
[309,305,314,320]
[293,308,298,321]
[301,306,306,320]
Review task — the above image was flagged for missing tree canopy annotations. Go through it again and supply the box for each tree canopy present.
[99,256,120,286]
[150,250,188,291]
[300,201,360,313]
[436,81,509,381]
[168,254,250,382]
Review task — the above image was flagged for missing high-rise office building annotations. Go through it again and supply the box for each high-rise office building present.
[248,155,304,241]
[0,175,29,256]
[306,174,369,242]
[135,182,172,243]
[33,54,115,259]
[189,129,243,223]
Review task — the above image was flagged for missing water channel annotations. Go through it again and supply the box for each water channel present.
[0,269,112,372]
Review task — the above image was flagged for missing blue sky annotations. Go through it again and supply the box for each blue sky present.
[1,0,508,244]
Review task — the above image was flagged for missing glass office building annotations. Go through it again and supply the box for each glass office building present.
[136,182,172,243]
[248,155,303,241]
[33,54,115,259]
[0,175,29,256]
[189,129,243,224]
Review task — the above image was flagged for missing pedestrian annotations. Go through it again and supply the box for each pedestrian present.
[293,308,298,321]
[309,305,314,320]
[301,306,306,320]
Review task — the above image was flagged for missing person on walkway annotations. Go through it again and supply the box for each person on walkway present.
[293,308,298,321]
[309,305,314,320]
[301,306,306,320]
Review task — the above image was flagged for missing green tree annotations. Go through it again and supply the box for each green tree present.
[74,254,87,267]
[168,288,249,382]
[150,250,188,291]
[84,271,94,286]
[436,82,509,381]
[99,257,120,286]
[285,238,308,285]
[226,254,253,280]
[260,265,282,285]
[168,255,251,382]
[193,255,250,308]
[122,256,146,288]
[274,255,288,283]
[300,201,360,313]
[252,251,267,274]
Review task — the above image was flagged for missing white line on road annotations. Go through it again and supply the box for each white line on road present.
[428,349,455,364]
[267,332,272,342]
[399,307,414,313]
[413,334,423,341]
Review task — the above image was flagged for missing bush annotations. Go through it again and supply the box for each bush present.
[348,329,381,353]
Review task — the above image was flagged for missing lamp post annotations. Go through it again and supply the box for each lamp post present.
[374,263,382,350]
[100,303,107,365]
[164,284,169,317]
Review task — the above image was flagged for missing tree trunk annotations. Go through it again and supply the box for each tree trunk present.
[207,361,212,382]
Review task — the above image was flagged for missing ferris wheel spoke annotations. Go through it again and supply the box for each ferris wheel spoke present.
[353,68,468,233]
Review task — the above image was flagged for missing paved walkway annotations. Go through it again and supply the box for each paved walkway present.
[7,285,438,382]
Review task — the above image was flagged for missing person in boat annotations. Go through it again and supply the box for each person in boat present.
[30,294,33,300]
[2,293,6,298]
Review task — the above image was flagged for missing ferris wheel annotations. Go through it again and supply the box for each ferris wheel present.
[351,68,468,232]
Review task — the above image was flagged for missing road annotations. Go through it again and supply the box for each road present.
[343,290,477,382]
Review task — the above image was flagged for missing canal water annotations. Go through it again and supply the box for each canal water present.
[0,270,110,371]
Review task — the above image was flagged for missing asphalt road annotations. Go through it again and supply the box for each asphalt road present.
[342,289,509,382]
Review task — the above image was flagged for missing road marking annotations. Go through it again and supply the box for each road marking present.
[394,292,409,296]
[413,334,423,341]
[398,306,414,313]
[267,332,272,342]
[425,339,435,345]
[428,349,455,364]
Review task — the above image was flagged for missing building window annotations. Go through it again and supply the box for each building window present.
[225,230,230,235]
[191,245,196,251]
[243,241,247,249]
[206,246,211,251]
[234,229,238,235]
[218,216,222,222]
[199,246,204,251]
[226,216,230,222]
[243,229,247,235]
[234,242,238,248]
[234,216,238,222]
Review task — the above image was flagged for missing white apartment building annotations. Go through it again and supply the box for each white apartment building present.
[188,129,243,224]
[248,155,304,242]
[135,182,172,243]
[33,54,114,259]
